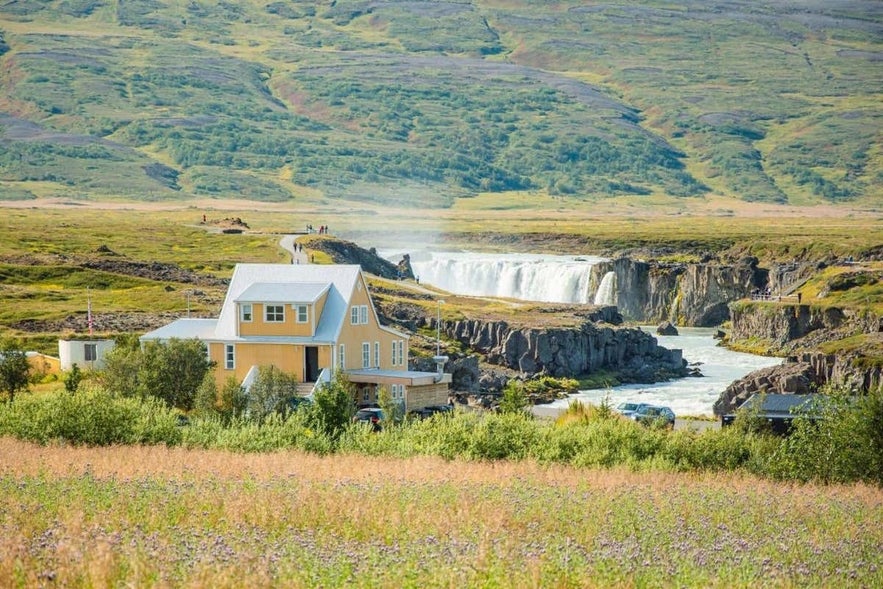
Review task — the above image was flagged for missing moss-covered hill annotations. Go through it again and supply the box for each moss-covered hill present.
[0,1,880,206]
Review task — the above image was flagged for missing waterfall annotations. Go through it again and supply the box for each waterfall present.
[593,271,617,306]
[404,252,608,304]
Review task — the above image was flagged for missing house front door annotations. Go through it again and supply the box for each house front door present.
[305,346,319,382]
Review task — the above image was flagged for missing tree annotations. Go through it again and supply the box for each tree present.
[64,363,83,394]
[245,365,299,422]
[194,374,247,423]
[0,339,30,403]
[499,380,529,415]
[101,337,213,411]
[306,370,356,440]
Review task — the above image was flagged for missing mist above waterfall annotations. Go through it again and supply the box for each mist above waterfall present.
[402,252,609,304]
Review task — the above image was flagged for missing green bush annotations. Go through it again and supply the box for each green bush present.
[0,386,182,446]
[765,388,883,484]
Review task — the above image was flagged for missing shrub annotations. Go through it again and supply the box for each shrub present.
[0,386,181,446]
[766,387,883,484]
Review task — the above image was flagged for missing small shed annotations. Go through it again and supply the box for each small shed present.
[721,393,822,435]
[58,339,116,371]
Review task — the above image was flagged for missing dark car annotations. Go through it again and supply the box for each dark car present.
[408,404,454,420]
[615,402,649,418]
[632,405,675,428]
[353,407,386,431]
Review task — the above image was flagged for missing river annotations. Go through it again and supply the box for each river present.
[544,327,781,417]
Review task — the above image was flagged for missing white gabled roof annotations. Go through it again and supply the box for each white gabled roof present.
[141,318,218,341]
[215,264,362,340]
[236,282,329,304]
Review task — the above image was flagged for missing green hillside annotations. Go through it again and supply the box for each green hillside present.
[0,0,880,206]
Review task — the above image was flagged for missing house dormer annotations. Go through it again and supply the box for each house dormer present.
[235,282,330,337]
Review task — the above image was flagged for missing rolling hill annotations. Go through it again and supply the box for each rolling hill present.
[0,0,880,206]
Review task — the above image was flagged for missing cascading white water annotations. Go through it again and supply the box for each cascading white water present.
[593,271,617,306]
[404,252,609,304]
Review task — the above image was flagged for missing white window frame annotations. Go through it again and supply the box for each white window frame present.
[392,340,404,366]
[374,341,380,368]
[360,305,369,324]
[225,344,235,370]
[296,304,308,323]
[84,343,97,362]
[265,304,285,323]
[362,342,370,369]
[338,344,345,370]
[240,303,253,322]
[351,306,359,325]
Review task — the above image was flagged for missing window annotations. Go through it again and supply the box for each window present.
[351,306,359,325]
[225,344,235,370]
[362,388,370,402]
[265,305,284,322]
[374,342,380,368]
[392,340,404,366]
[84,343,97,362]
[240,303,253,322]
[338,344,345,370]
[360,305,369,324]
[362,342,370,368]
[296,304,308,323]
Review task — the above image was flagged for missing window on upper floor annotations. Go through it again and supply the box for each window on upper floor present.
[374,341,380,368]
[351,306,359,325]
[362,342,370,369]
[360,305,369,324]
[296,304,308,323]
[225,344,235,370]
[265,305,284,322]
[240,303,253,322]
[392,340,404,366]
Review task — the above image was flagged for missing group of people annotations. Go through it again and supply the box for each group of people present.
[305,224,330,235]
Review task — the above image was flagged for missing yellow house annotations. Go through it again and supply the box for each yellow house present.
[141,263,450,411]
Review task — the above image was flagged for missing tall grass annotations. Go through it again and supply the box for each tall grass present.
[0,438,880,588]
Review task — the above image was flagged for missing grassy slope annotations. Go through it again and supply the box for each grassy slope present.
[0,1,880,206]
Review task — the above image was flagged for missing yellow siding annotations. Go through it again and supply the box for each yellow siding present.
[239,303,314,337]
[209,341,332,388]
[337,274,408,371]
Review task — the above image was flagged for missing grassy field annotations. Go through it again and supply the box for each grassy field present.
[0,1,880,206]
[1,201,880,355]
[1,437,880,588]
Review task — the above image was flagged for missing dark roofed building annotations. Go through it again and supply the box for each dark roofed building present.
[721,393,823,435]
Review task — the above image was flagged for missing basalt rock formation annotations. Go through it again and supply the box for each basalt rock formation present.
[714,302,883,414]
[589,257,765,326]
[437,316,687,383]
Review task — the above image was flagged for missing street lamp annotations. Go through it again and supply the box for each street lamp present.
[434,299,447,382]
[436,299,445,357]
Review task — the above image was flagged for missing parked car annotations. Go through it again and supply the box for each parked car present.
[615,402,649,417]
[408,404,454,420]
[632,405,676,428]
[353,407,385,431]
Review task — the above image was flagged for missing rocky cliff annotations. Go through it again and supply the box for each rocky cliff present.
[438,316,687,383]
[589,257,765,326]
[714,302,883,414]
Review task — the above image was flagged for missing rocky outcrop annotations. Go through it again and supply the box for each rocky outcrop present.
[307,237,405,279]
[714,351,883,415]
[729,302,881,348]
[657,321,678,336]
[589,257,764,327]
[438,317,687,382]
[716,301,883,413]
